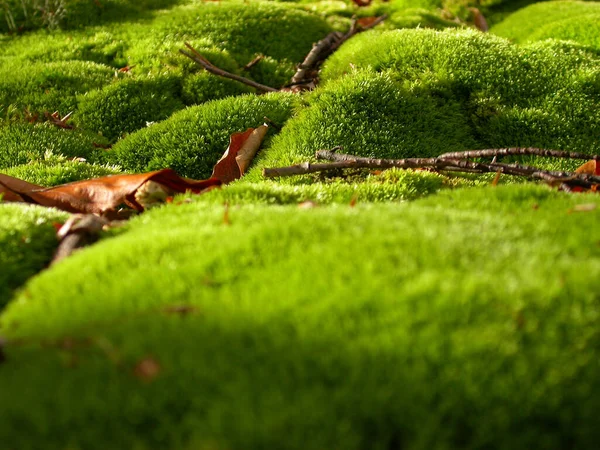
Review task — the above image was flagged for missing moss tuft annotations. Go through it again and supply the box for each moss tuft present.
[0,204,67,308]
[245,69,477,181]
[104,92,297,180]
[76,76,185,141]
[0,59,115,115]
[491,1,600,49]
[0,123,108,169]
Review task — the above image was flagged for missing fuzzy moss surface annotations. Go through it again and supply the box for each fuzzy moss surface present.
[0,204,67,308]
[311,28,600,158]
[0,60,115,115]
[104,92,297,180]
[75,76,185,141]
[245,69,478,182]
[125,1,332,87]
[1,185,599,449]
[0,0,184,32]
[491,1,600,48]
[0,123,108,169]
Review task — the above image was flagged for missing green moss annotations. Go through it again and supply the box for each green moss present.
[491,1,600,48]
[317,28,600,155]
[0,0,184,32]
[0,204,67,308]
[245,70,478,181]
[196,168,448,205]
[125,1,332,87]
[104,92,297,180]
[0,29,130,68]
[1,185,599,449]
[3,158,121,187]
[76,76,185,141]
[0,123,108,169]
[0,59,115,115]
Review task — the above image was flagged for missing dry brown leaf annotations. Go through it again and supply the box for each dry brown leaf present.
[211,124,269,183]
[0,174,43,202]
[470,8,489,32]
[575,160,600,176]
[0,169,221,217]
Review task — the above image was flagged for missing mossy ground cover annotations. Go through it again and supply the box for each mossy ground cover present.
[1,185,600,449]
[1,0,600,448]
[0,204,67,308]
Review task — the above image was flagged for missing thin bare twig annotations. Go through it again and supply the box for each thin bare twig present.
[438,147,599,161]
[262,149,600,191]
[287,14,387,90]
[180,43,278,93]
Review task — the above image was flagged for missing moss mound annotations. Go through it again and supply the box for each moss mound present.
[76,76,184,141]
[125,1,332,87]
[105,92,296,180]
[0,59,115,115]
[1,185,599,449]
[0,123,108,169]
[0,205,67,308]
[314,28,600,154]
[491,1,600,49]
[246,70,477,181]
[3,159,120,187]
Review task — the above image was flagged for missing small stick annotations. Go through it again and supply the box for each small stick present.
[243,54,264,71]
[288,14,387,89]
[180,43,278,93]
[438,147,599,161]
[263,150,600,190]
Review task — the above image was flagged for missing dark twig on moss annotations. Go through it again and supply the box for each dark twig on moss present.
[52,214,112,265]
[438,147,599,161]
[262,149,600,190]
[180,43,278,93]
[243,54,265,71]
[287,14,387,91]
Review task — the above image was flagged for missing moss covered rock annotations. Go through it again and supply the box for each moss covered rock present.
[105,92,297,179]
[0,204,67,308]
[1,185,599,449]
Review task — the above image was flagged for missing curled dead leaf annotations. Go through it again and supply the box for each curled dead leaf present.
[0,169,221,218]
[211,124,269,183]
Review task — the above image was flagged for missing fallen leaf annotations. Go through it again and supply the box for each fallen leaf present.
[133,357,161,382]
[0,169,221,217]
[211,124,269,183]
[575,160,600,176]
[470,8,489,32]
[298,200,318,209]
[356,17,379,28]
[0,174,43,202]
[352,0,372,6]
